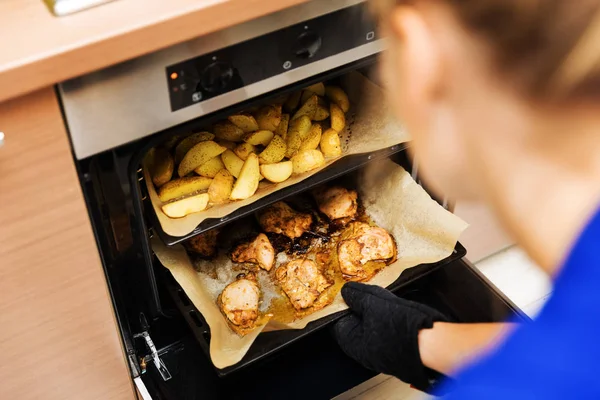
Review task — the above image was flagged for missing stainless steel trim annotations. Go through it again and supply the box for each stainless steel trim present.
[0,132,4,149]
[59,0,379,159]
[133,377,153,400]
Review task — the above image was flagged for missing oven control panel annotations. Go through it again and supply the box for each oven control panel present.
[166,4,378,112]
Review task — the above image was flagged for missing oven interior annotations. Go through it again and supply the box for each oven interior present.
[73,53,525,400]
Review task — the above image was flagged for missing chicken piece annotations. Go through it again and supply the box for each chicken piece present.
[313,186,358,221]
[337,222,396,281]
[276,259,332,310]
[185,229,220,258]
[257,201,312,239]
[218,273,260,332]
[231,233,275,271]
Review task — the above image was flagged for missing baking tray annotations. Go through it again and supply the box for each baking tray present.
[164,242,466,377]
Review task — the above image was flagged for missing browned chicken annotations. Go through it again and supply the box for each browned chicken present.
[231,233,275,271]
[337,222,396,281]
[275,259,332,310]
[218,273,260,333]
[257,201,312,239]
[185,229,220,258]
[313,186,358,221]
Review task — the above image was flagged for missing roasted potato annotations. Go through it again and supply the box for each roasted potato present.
[158,176,213,202]
[174,132,215,163]
[301,83,325,103]
[214,121,245,142]
[260,161,293,183]
[291,149,325,174]
[285,115,312,158]
[234,142,256,161]
[299,124,322,151]
[221,149,245,178]
[258,135,287,164]
[274,113,290,139]
[216,140,237,150]
[330,103,346,132]
[163,134,185,151]
[284,91,302,112]
[255,105,282,131]
[292,94,318,121]
[178,141,227,177]
[194,156,226,178]
[314,98,330,121]
[208,169,234,203]
[325,86,350,113]
[244,130,274,146]
[149,148,174,187]
[227,114,259,133]
[230,153,260,200]
[162,193,210,218]
[320,128,342,158]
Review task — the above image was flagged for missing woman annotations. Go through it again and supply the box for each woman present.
[333,0,600,397]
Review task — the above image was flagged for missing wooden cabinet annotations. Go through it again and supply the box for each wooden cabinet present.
[0,88,134,399]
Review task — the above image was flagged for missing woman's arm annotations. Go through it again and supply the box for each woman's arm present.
[419,322,516,375]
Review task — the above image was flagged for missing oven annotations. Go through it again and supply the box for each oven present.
[57,1,527,398]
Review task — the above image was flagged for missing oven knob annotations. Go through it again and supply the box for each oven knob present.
[200,62,234,93]
[294,31,322,59]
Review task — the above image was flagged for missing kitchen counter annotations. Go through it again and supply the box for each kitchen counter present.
[0,0,309,103]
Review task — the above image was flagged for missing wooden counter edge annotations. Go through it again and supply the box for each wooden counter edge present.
[0,0,308,103]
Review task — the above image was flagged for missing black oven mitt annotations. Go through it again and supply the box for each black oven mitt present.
[332,282,452,394]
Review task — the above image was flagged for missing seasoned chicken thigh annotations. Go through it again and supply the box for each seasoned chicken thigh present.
[185,228,220,258]
[218,273,260,333]
[231,233,275,271]
[313,186,358,221]
[257,201,312,239]
[337,222,396,281]
[275,259,332,310]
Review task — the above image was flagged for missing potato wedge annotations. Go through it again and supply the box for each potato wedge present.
[320,128,342,158]
[300,82,325,104]
[292,94,318,121]
[162,193,209,218]
[174,132,215,163]
[260,161,293,183]
[158,176,213,202]
[214,121,245,142]
[274,113,290,139]
[258,135,287,164]
[244,130,274,146]
[325,86,350,113]
[255,105,282,131]
[194,156,226,178]
[163,133,185,151]
[234,142,256,161]
[216,140,236,150]
[208,169,234,203]
[227,114,259,133]
[285,115,312,158]
[178,141,227,177]
[299,124,322,151]
[291,149,325,174]
[314,98,330,121]
[330,103,346,132]
[221,149,245,178]
[284,91,302,112]
[149,148,174,187]
[230,153,260,200]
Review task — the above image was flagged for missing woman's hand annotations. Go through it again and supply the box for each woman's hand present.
[332,282,449,392]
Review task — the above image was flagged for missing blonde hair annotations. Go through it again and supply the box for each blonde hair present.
[371,0,600,102]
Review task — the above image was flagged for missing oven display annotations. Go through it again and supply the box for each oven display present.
[166,4,378,112]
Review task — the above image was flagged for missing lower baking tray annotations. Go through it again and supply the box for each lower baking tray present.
[162,242,466,377]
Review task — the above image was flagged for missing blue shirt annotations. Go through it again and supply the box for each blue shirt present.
[441,208,600,398]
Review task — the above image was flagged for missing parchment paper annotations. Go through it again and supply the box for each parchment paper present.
[152,160,469,368]
[145,72,410,237]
